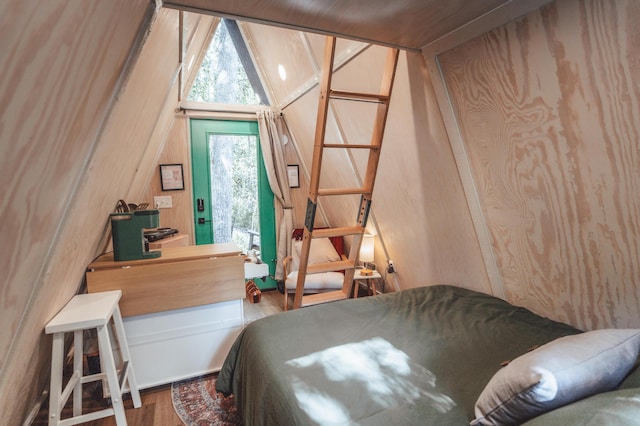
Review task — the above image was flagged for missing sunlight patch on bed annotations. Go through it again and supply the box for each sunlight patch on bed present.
[285,337,456,424]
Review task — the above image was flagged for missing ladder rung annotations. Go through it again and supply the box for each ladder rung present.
[323,143,380,149]
[81,372,106,384]
[61,408,116,424]
[318,188,369,196]
[307,260,354,274]
[329,89,389,103]
[300,290,349,307]
[312,226,364,238]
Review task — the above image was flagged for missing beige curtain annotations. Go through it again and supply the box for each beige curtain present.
[257,111,294,280]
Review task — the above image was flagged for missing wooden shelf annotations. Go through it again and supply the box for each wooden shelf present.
[148,233,188,249]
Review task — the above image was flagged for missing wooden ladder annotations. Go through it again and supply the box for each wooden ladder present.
[293,36,399,309]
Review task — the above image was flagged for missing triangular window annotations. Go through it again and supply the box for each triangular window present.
[189,19,268,105]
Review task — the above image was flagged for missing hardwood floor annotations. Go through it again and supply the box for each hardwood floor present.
[243,288,284,323]
[33,290,283,425]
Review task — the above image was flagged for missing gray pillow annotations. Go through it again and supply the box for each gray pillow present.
[471,329,640,426]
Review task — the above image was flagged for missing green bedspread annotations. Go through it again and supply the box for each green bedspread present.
[216,285,580,425]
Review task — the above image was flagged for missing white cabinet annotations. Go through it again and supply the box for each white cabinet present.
[123,300,243,389]
[86,242,246,388]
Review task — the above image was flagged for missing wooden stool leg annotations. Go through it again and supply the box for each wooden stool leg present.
[72,330,83,417]
[48,333,64,426]
[111,306,141,408]
[97,324,128,426]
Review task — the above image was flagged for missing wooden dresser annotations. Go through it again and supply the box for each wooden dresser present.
[86,243,245,389]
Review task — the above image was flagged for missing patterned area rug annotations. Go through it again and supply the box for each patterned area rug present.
[171,373,243,425]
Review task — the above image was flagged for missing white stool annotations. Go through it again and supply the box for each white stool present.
[45,290,141,425]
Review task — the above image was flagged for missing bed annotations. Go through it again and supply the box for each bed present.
[216,285,640,425]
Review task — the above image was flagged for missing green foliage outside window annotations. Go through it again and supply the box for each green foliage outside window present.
[189,20,262,105]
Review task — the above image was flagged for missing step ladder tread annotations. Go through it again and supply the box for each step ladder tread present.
[323,143,380,149]
[329,89,390,103]
[318,187,370,196]
[301,290,349,307]
[306,260,354,274]
[312,226,364,238]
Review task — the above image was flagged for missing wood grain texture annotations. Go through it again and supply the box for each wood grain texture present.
[439,0,640,329]
[242,22,319,106]
[137,13,218,243]
[371,51,491,295]
[281,42,490,295]
[139,115,196,243]
[164,0,521,51]
[0,3,186,423]
[148,233,189,249]
[86,244,245,317]
[33,383,184,426]
[0,1,154,423]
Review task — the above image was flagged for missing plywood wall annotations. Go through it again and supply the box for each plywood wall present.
[6,1,637,422]
[242,23,491,294]
[157,21,490,295]
[137,15,218,243]
[438,0,640,330]
[0,2,204,422]
[142,114,195,241]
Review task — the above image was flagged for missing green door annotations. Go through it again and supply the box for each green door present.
[190,119,276,290]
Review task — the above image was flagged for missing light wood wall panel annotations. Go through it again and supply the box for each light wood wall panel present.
[372,52,490,293]
[283,135,316,227]
[164,0,522,51]
[242,23,318,106]
[0,1,153,422]
[141,114,195,242]
[439,0,640,329]
[279,39,490,294]
[0,2,187,423]
[138,14,218,243]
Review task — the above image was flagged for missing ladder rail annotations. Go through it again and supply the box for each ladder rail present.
[308,37,337,203]
[329,89,390,103]
[293,36,399,309]
[363,47,399,193]
[294,36,337,309]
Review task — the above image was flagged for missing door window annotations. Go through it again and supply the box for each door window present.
[191,119,276,289]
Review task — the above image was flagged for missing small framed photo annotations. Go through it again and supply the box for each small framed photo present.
[160,164,184,191]
[287,165,300,188]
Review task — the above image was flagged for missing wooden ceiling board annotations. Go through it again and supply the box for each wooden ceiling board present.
[163,0,518,50]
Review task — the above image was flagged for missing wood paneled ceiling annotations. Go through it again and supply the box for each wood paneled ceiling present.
[162,0,550,51]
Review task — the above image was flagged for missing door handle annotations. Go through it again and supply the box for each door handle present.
[197,198,205,212]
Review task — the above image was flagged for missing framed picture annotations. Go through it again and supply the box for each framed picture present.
[287,165,300,188]
[160,164,185,191]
